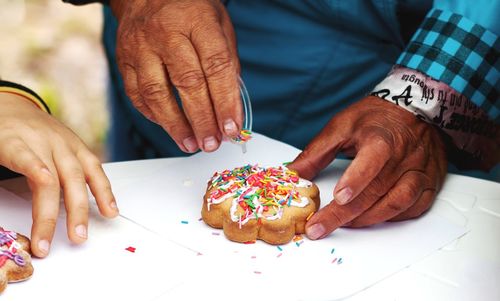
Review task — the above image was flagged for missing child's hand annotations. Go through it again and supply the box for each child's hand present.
[0,93,119,258]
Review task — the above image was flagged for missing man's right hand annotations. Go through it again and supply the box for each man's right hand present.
[111,0,242,153]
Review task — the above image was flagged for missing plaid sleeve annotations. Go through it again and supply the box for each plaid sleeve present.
[397,8,500,123]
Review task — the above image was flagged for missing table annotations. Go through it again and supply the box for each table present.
[1,157,499,300]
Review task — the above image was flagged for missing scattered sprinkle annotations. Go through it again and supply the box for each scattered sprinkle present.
[306,212,314,221]
[253,271,262,275]
[331,248,335,254]
[244,240,256,244]
[277,246,283,251]
[198,217,203,221]
[277,253,283,258]
[293,235,303,242]
[212,232,220,236]
[125,246,136,253]
[181,220,189,224]
[282,161,292,166]
[331,257,337,264]
[197,252,203,256]
[338,257,343,264]
[251,255,257,259]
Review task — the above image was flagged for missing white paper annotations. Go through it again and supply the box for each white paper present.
[113,133,467,300]
[0,187,193,301]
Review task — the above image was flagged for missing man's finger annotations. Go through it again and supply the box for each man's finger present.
[53,146,89,245]
[389,189,436,221]
[135,52,198,153]
[76,147,119,218]
[163,35,221,152]
[305,188,378,240]
[119,62,156,122]
[348,170,427,227]
[333,136,392,205]
[288,118,348,180]
[191,20,242,138]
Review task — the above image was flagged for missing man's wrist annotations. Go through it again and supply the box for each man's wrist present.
[371,66,499,169]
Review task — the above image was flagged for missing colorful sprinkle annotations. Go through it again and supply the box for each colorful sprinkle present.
[253,271,262,275]
[306,212,314,221]
[331,257,337,264]
[244,240,256,244]
[212,232,220,236]
[277,253,283,258]
[181,220,189,224]
[330,248,335,254]
[338,258,343,264]
[198,217,203,221]
[197,252,203,256]
[282,161,292,166]
[277,246,283,251]
[125,246,136,253]
[293,235,303,242]
[251,255,257,259]
[231,129,253,144]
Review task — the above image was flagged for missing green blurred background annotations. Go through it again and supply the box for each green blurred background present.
[0,0,109,159]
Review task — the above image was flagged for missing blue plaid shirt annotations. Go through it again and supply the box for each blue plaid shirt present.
[397,6,499,123]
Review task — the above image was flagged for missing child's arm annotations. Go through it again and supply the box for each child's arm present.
[0,82,119,258]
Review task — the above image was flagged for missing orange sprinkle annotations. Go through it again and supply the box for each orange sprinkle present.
[306,212,314,221]
[293,235,303,242]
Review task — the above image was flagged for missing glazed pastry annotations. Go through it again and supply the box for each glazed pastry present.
[202,165,320,245]
[0,227,34,293]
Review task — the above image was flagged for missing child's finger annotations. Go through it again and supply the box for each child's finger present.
[77,147,119,218]
[0,137,60,258]
[52,146,89,244]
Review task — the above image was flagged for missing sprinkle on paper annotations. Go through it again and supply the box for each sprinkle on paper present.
[212,232,220,236]
[251,255,256,259]
[292,235,303,242]
[277,246,283,251]
[331,257,337,264]
[197,252,203,256]
[125,246,136,253]
[198,217,203,221]
[277,253,283,258]
[338,257,343,264]
[331,248,335,254]
[253,271,262,275]
[181,220,189,224]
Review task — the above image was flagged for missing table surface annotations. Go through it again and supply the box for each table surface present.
[1,157,499,300]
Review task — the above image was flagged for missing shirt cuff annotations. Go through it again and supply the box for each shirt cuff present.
[397,8,499,123]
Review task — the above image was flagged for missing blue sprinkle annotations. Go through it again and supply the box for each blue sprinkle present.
[181,220,189,224]
[331,248,335,254]
[338,257,343,264]
[295,242,300,247]
[277,246,283,251]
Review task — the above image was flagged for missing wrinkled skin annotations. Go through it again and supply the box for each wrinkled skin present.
[112,0,242,153]
[288,96,448,239]
[0,93,119,257]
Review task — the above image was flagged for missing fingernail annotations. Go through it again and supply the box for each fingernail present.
[306,223,325,240]
[110,200,118,210]
[223,119,238,136]
[75,224,87,239]
[183,137,198,153]
[335,187,353,205]
[203,136,218,152]
[38,239,50,254]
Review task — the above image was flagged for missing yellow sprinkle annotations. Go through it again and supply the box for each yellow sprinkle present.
[306,212,314,221]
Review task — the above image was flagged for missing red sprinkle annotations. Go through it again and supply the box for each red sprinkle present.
[125,246,136,253]
[244,240,256,244]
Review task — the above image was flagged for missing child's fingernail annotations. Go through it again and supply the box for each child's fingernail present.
[223,119,238,136]
[38,239,50,254]
[335,187,353,205]
[306,223,325,240]
[75,224,87,239]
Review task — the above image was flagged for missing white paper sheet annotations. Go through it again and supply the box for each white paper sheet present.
[113,133,467,300]
[0,187,193,301]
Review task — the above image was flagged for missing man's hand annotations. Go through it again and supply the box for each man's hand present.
[288,96,447,239]
[111,0,242,153]
[0,93,119,258]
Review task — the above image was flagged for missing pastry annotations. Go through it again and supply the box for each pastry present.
[202,164,320,245]
[0,227,34,293]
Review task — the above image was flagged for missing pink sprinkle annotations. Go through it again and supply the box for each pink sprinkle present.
[251,255,257,259]
[198,217,203,221]
[197,252,203,256]
[125,246,136,253]
[253,271,262,275]
[331,257,337,264]
[277,253,283,258]
[212,232,220,236]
